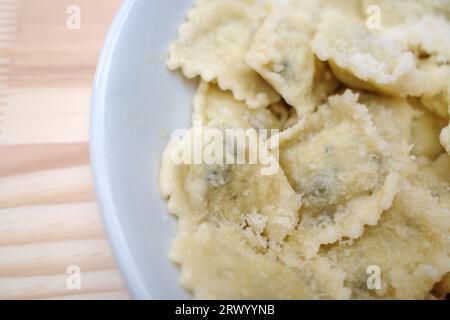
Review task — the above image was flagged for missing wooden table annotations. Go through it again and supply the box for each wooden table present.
[0,0,130,299]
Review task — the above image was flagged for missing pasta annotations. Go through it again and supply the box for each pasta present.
[358,0,450,25]
[322,181,450,299]
[192,81,283,130]
[161,82,301,244]
[167,0,280,109]
[245,0,318,117]
[171,222,350,299]
[361,94,446,160]
[280,91,400,258]
[160,0,450,300]
[312,8,450,98]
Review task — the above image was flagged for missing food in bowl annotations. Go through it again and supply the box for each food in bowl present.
[159,0,450,299]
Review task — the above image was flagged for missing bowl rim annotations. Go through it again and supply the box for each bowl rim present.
[90,0,148,300]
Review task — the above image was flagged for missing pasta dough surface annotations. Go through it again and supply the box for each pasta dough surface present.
[245,0,319,116]
[312,8,450,98]
[192,81,283,130]
[167,0,280,108]
[359,0,450,25]
[172,223,350,299]
[280,91,400,258]
[322,182,450,299]
[160,0,450,300]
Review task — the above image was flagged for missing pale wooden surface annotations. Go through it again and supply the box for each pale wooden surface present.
[0,0,130,299]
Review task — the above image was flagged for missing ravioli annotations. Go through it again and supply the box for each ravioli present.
[312,7,450,99]
[322,181,450,299]
[421,89,449,120]
[411,108,447,159]
[161,0,450,300]
[160,83,301,245]
[161,148,301,246]
[433,273,450,299]
[192,81,283,130]
[280,91,400,258]
[246,0,343,117]
[360,95,417,146]
[171,222,350,299]
[245,0,318,117]
[167,0,280,108]
[359,0,450,26]
[361,94,446,160]
[412,154,450,208]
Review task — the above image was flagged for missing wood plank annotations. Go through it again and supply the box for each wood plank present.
[44,290,129,300]
[0,0,18,146]
[9,0,122,88]
[0,165,95,209]
[0,269,125,300]
[0,0,129,299]
[0,239,114,277]
[0,143,89,177]
[0,88,91,145]
[0,202,103,246]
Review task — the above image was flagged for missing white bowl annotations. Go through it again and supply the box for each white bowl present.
[90,0,195,299]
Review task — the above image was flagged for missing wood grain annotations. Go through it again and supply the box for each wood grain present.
[0,202,102,246]
[44,290,129,300]
[10,0,121,88]
[0,88,91,144]
[0,0,129,299]
[0,143,89,177]
[0,269,125,300]
[0,165,95,209]
[0,239,115,277]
